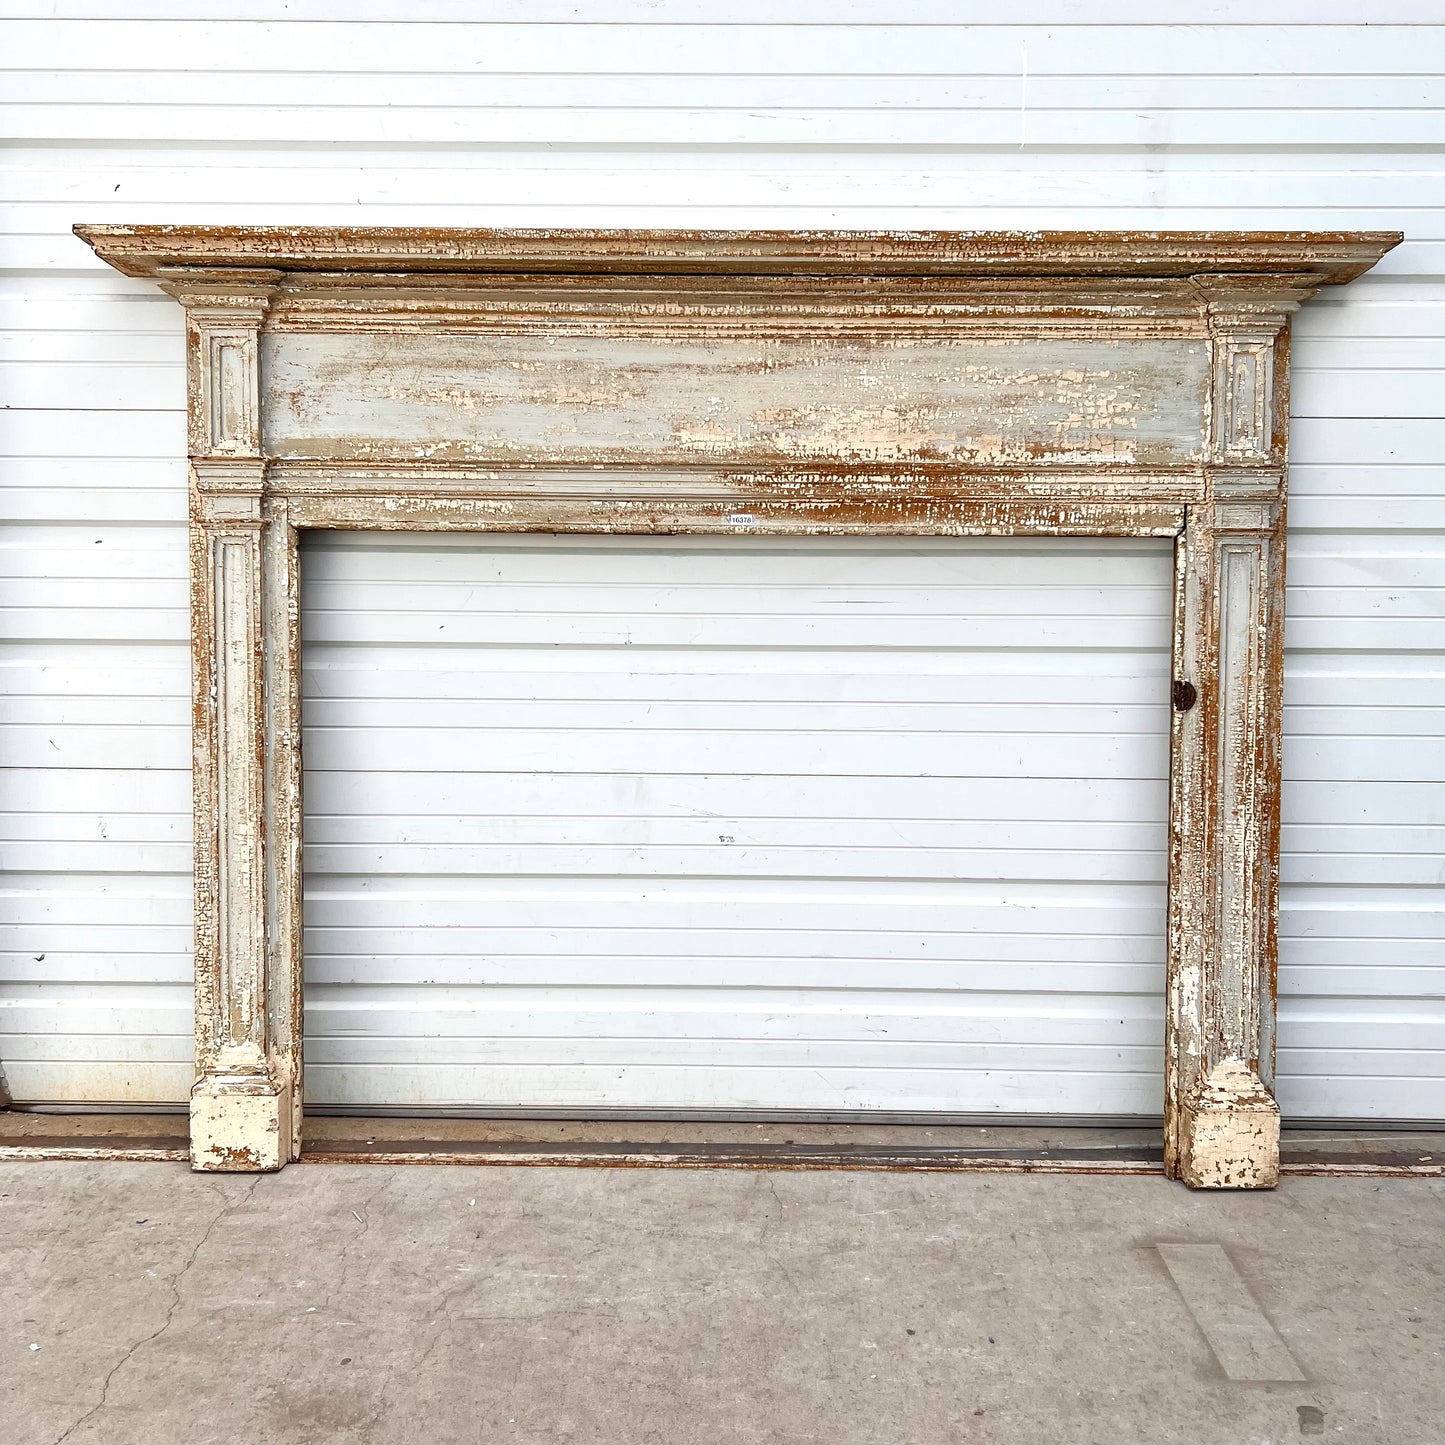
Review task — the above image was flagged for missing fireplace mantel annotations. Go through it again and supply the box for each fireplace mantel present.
[77,224,1401,1184]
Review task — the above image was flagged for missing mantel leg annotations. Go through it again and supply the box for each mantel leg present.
[190,512,294,1170]
[1169,504,1285,1189]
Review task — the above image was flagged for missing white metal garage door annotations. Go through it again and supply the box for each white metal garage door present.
[4,10,1443,1125]
[300,533,1173,1118]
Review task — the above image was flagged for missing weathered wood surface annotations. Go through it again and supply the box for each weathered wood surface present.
[70,225,1401,1185]
[262,333,1210,469]
[73,224,1402,283]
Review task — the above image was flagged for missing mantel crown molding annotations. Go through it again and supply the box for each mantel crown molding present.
[75,224,1402,285]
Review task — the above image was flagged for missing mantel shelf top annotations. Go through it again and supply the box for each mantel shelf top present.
[75,224,1402,284]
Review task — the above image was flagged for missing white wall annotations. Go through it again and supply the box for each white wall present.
[1,3,1441,1119]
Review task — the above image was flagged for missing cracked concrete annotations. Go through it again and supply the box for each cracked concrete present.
[50,1175,262,1445]
[2,1163,1442,1445]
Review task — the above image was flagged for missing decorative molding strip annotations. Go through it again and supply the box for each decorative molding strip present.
[76,224,1400,283]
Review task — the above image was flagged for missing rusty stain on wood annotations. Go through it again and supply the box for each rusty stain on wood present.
[261,331,1212,469]
[0,1146,194,1164]
[71,225,1400,283]
[71,225,1402,1186]
[3,1110,1442,1175]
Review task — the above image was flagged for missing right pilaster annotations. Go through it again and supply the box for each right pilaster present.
[1167,278,1312,1189]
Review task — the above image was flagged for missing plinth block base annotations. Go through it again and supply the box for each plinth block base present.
[1179,1059,1280,1190]
[190,1069,292,1172]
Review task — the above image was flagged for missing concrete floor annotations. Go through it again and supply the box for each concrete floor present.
[1,1162,1441,1445]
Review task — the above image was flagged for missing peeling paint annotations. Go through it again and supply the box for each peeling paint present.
[71,226,1400,1186]
[261,332,1211,469]
[1178,1059,1282,1189]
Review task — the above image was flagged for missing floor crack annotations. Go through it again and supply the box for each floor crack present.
[49,1175,263,1445]
[323,1166,396,1313]
[758,1173,803,1299]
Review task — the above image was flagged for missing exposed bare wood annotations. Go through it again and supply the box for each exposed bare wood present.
[75,225,1397,1185]
[75,225,1400,283]
[278,493,1188,539]
[262,330,1211,469]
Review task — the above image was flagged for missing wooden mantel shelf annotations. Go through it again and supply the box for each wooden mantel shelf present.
[74,224,1401,282]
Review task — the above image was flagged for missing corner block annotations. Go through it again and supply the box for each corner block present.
[1178,1059,1281,1190]
[190,1044,293,1172]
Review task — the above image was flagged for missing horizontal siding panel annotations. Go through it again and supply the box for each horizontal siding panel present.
[8,94,1445,149]
[303,771,1174,823]
[0,409,183,457]
[1,924,190,957]
[1289,500,1445,533]
[300,1064,1162,1116]
[1,727,188,769]
[2,875,190,922]
[304,691,1171,730]
[1275,1076,1444,1121]
[0,811,189,841]
[305,616,1173,653]
[1294,297,1445,339]
[0,698,187,727]
[301,925,1441,970]
[306,844,1163,886]
[308,987,1165,1040]
[0,769,191,812]
[300,1038,1167,1073]
[1291,469,1445,500]
[0,845,189,874]
[1280,855,1445,887]
[0,983,192,1035]
[1291,368,1444,418]
[10,148,1445,194]
[309,772,1444,825]
[5,22,1441,76]
[293,812,1441,855]
[0,490,186,523]
[0,950,190,985]
[0,578,185,608]
[1281,896,1445,941]
[9,112,1445,153]
[304,727,1164,779]
[0,359,181,410]
[0,1059,194,1105]
[1264,418,1444,463]
[2,2,1441,22]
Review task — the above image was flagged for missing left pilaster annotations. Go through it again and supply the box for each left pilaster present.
[163,270,297,1171]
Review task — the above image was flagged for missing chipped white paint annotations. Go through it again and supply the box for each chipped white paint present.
[262,331,1212,469]
[1177,1059,1283,1189]
[173,270,297,1170]
[74,226,1398,1184]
